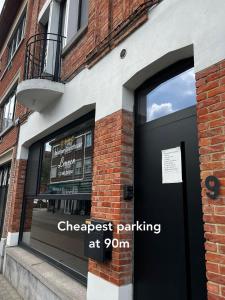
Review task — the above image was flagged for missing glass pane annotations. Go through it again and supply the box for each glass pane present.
[22,198,90,276]
[2,168,8,186]
[8,15,26,62]
[75,159,82,175]
[21,15,26,37]
[2,94,15,131]
[80,0,88,29]
[145,67,196,122]
[9,95,15,120]
[0,170,3,187]
[85,132,92,147]
[2,101,10,131]
[61,0,67,47]
[40,129,93,195]
[8,44,13,61]
[84,157,92,174]
[16,24,23,46]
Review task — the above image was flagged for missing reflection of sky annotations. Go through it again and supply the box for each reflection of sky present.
[0,0,4,14]
[45,142,52,152]
[147,68,196,121]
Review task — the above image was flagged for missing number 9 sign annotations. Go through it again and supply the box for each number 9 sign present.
[205,176,220,200]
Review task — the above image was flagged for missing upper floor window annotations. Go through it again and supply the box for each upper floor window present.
[62,0,89,46]
[8,13,26,64]
[1,91,16,132]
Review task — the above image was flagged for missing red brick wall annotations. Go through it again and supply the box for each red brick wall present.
[0,0,36,158]
[1,148,17,238]
[0,0,37,238]
[61,0,151,81]
[23,0,159,81]
[5,159,27,234]
[89,109,134,285]
[196,59,225,299]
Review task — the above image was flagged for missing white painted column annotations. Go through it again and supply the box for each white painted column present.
[6,232,19,247]
[87,272,133,300]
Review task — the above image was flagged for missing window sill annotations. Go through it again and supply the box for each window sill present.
[61,25,88,58]
[0,38,24,81]
[0,123,15,139]
[5,247,87,300]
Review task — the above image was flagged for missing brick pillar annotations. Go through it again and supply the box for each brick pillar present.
[87,109,133,299]
[196,59,225,299]
[5,158,27,246]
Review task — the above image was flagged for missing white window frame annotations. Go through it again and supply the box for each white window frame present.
[8,13,26,65]
[62,0,89,47]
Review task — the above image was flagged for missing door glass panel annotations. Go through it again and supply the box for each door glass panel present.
[147,68,196,121]
[137,67,196,124]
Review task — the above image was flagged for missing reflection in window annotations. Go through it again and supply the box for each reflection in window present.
[79,0,89,29]
[75,159,82,175]
[84,157,92,174]
[75,137,83,150]
[146,67,196,122]
[85,132,92,147]
[8,14,26,63]
[40,129,93,195]
[61,0,89,47]
[22,198,91,277]
[1,93,16,132]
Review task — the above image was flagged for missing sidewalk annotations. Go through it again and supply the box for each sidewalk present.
[0,275,21,300]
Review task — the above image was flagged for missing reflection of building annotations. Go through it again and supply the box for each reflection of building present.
[47,199,90,216]
[0,0,225,300]
[40,130,93,195]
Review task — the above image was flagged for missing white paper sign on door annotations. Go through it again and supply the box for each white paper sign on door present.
[162,147,182,184]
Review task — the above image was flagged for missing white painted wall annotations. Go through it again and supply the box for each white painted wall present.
[17,0,225,157]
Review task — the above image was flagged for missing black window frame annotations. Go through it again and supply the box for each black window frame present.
[19,110,95,285]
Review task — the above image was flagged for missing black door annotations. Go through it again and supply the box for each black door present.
[134,61,207,300]
[0,164,10,237]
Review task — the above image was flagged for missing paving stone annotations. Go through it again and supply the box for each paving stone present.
[0,275,21,300]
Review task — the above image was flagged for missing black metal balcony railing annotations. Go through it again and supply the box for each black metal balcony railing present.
[24,33,64,82]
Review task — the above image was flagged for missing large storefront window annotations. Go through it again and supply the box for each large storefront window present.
[21,114,94,283]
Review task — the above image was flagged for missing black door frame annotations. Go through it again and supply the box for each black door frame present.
[133,58,207,299]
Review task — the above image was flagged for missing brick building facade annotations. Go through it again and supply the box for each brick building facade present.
[0,0,225,300]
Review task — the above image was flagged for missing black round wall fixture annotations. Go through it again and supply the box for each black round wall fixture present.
[120,49,127,59]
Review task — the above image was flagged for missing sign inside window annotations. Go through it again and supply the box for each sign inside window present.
[50,132,92,183]
[40,130,93,195]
